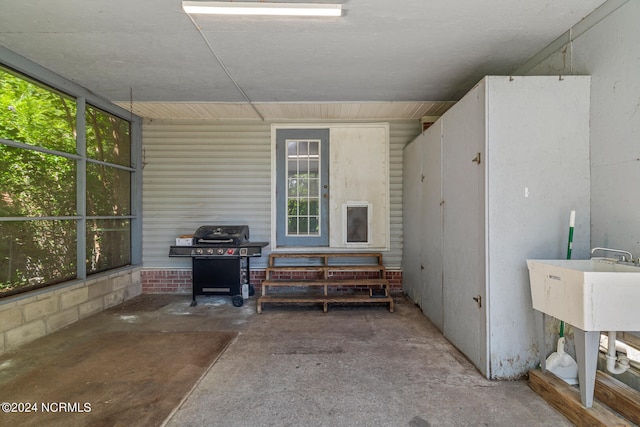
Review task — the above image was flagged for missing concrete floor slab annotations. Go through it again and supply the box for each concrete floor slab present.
[0,294,571,426]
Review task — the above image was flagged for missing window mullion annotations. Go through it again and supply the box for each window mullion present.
[130,116,142,265]
[0,138,82,160]
[76,97,87,279]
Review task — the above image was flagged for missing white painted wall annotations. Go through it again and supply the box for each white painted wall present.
[515,0,640,262]
[514,0,640,352]
[329,125,389,250]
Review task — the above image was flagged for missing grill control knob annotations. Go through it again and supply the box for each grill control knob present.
[206,248,214,255]
[216,248,224,255]
[195,249,203,255]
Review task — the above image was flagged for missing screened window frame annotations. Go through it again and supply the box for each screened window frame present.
[0,46,142,296]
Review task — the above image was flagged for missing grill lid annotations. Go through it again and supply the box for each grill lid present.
[193,225,249,245]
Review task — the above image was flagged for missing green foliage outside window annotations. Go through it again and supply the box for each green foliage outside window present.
[0,69,76,152]
[287,174,320,235]
[85,105,131,275]
[0,66,132,296]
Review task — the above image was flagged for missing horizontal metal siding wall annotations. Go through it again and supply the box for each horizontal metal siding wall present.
[142,119,421,269]
[389,121,422,268]
[142,119,272,269]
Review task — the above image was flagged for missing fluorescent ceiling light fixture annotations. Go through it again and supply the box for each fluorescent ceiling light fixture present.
[182,1,342,17]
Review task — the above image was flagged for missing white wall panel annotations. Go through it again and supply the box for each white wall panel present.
[329,125,389,250]
[514,0,639,260]
[512,0,640,356]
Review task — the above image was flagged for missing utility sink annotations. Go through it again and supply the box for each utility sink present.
[527,259,640,332]
[527,258,640,408]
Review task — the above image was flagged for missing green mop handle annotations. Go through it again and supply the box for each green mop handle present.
[560,210,576,338]
[566,210,575,260]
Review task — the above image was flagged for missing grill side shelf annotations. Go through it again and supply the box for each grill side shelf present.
[169,246,193,257]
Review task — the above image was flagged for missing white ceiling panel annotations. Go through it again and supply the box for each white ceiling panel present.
[0,0,607,118]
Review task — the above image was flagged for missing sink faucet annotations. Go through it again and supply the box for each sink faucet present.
[590,247,634,262]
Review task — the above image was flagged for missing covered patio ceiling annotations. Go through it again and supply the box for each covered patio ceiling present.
[0,0,606,119]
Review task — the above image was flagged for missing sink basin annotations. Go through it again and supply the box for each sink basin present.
[527,259,640,331]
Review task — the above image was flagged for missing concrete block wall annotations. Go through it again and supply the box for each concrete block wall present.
[0,267,141,355]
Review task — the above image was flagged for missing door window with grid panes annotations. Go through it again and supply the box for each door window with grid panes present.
[275,129,329,246]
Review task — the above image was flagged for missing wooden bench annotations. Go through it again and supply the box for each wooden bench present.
[257,252,394,313]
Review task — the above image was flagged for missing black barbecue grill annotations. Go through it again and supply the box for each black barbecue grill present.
[169,225,268,307]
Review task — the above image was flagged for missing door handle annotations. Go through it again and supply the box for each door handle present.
[473,295,482,308]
